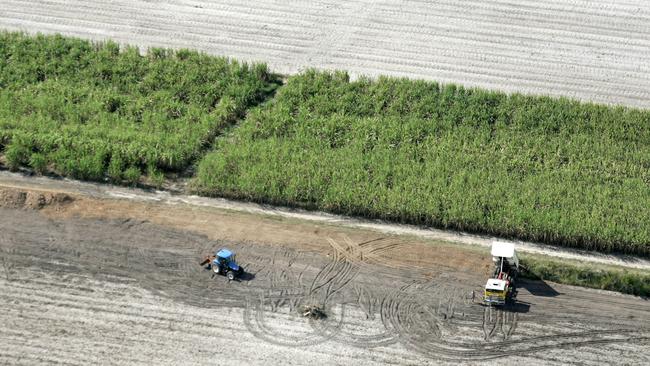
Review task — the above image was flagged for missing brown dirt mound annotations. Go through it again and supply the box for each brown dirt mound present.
[0,188,73,210]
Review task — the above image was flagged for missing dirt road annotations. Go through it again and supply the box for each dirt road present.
[2,0,650,107]
[0,186,648,365]
[1,170,649,271]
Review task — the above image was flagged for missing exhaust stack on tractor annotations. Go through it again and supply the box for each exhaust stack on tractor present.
[483,241,519,306]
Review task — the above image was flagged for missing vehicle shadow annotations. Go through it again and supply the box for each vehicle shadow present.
[504,300,531,313]
[237,271,256,282]
[202,265,255,282]
[519,278,560,297]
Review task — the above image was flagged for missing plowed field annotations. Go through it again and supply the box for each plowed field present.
[1,187,648,365]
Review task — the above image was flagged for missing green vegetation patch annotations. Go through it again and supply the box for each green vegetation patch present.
[0,32,278,182]
[196,70,650,256]
[521,257,650,298]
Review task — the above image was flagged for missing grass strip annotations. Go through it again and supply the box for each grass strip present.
[521,256,650,297]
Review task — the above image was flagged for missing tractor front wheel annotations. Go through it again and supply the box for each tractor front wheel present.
[227,271,235,281]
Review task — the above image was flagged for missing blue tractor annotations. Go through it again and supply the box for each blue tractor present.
[199,248,244,280]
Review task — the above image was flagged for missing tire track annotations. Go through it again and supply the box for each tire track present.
[375,278,649,360]
[2,207,649,363]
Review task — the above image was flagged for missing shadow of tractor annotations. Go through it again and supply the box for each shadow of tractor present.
[518,278,560,297]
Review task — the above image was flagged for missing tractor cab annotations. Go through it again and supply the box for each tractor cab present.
[200,248,245,280]
[214,248,241,272]
[484,278,509,305]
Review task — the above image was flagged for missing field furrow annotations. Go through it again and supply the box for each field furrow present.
[0,192,649,365]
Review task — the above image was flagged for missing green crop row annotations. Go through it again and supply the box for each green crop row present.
[521,257,650,297]
[195,70,650,256]
[0,32,278,184]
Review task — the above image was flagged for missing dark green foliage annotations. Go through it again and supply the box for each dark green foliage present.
[4,140,30,171]
[29,153,47,174]
[123,166,141,186]
[107,155,125,183]
[196,70,650,256]
[521,257,650,297]
[147,165,165,189]
[0,32,278,181]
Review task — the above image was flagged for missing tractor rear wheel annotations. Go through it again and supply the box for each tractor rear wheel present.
[213,265,221,274]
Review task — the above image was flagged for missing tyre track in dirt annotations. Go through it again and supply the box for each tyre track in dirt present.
[2,269,436,366]
[305,237,401,348]
[1,202,650,363]
[376,279,649,361]
[380,284,648,361]
[3,171,649,271]
[243,235,402,348]
[237,233,650,360]
[2,0,650,107]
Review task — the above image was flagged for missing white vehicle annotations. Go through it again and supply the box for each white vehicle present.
[484,241,519,306]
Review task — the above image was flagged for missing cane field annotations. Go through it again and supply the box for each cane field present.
[196,70,650,256]
[0,32,278,184]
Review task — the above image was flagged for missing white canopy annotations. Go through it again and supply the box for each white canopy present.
[491,241,519,268]
[491,241,514,257]
[485,279,507,291]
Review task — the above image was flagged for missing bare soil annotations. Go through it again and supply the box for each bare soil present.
[2,171,648,270]
[0,188,72,210]
[0,185,649,365]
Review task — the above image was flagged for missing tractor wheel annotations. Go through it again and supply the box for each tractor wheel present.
[227,271,235,281]
[213,265,221,275]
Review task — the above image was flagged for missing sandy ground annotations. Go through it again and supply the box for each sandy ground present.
[1,0,650,107]
[1,170,649,270]
[0,186,649,365]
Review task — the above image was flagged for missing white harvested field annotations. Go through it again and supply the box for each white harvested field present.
[3,269,648,366]
[1,0,650,107]
[0,270,434,366]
